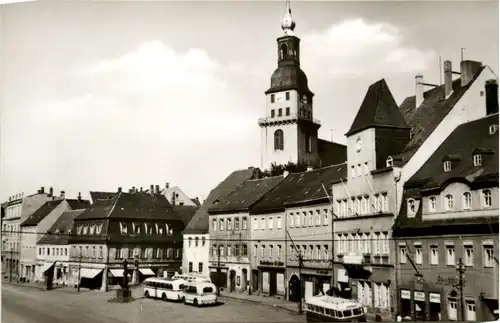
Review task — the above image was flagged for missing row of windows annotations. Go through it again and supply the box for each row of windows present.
[113,247,181,260]
[38,246,68,257]
[335,193,388,217]
[273,130,312,153]
[288,209,329,228]
[270,107,290,118]
[252,216,283,230]
[335,232,390,255]
[2,224,20,234]
[350,162,370,178]
[187,236,206,247]
[409,189,493,215]
[4,205,22,219]
[399,241,496,268]
[76,223,103,235]
[116,222,174,236]
[212,217,248,232]
[3,241,19,251]
[286,244,329,261]
[188,261,204,273]
[211,244,248,257]
[71,245,104,259]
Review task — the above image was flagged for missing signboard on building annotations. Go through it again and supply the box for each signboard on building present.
[337,268,349,283]
[414,291,425,302]
[429,293,441,304]
[401,290,411,299]
[259,260,284,267]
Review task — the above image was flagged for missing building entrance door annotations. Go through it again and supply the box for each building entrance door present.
[269,272,277,296]
[229,270,236,292]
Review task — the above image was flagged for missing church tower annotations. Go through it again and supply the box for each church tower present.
[258,0,321,169]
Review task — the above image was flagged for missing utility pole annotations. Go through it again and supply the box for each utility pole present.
[9,245,12,283]
[286,229,303,314]
[457,258,466,321]
[217,245,221,297]
[77,250,82,292]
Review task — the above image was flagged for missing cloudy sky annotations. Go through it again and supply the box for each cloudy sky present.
[0,0,498,202]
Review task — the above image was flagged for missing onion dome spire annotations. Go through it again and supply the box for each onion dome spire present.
[281,0,296,36]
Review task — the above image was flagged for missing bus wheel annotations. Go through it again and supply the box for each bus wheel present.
[162,294,167,301]
[144,291,149,298]
[193,299,199,307]
[182,297,186,304]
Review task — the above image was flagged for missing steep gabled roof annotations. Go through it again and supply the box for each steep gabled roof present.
[394,66,486,165]
[251,164,347,213]
[346,79,409,136]
[38,210,85,245]
[191,197,201,207]
[318,139,347,167]
[21,199,64,226]
[183,167,259,234]
[404,113,499,191]
[208,176,284,214]
[66,199,91,210]
[173,205,199,226]
[75,192,180,221]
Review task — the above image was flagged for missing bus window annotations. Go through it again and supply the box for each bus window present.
[353,308,362,315]
[202,286,213,293]
[343,310,351,317]
[179,284,184,290]
[336,311,343,318]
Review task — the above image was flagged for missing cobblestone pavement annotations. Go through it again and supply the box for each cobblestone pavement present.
[2,283,306,323]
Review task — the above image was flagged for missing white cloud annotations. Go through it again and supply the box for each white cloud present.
[301,19,436,78]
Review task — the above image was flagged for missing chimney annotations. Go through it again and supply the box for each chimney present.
[40,186,45,194]
[307,166,313,172]
[78,192,82,201]
[132,186,136,193]
[166,182,170,189]
[140,187,143,192]
[150,185,154,194]
[415,74,424,108]
[283,170,289,178]
[444,60,453,97]
[118,187,122,193]
[155,185,160,195]
[60,191,65,199]
[172,191,176,205]
[460,60,482,87]
[486,79,499,115]
[49,187,53,197]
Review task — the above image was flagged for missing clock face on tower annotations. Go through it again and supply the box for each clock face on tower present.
[356,137,362,152]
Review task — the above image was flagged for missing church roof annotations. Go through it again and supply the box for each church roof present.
[266,65,313,96]
[250,164,347,213]
[346,79,409,137]
[208,176,284,214]
[183,167,259,234]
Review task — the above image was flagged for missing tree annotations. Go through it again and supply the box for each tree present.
[261,161,309,177]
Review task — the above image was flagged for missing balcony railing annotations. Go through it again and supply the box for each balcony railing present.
[258,114,321,126]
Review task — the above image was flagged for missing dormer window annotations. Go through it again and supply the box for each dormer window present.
[473,154,482,166]
[407,198,416,217]
[463,192,472,210]
[132,223,140,234]
[489,124,498,135]
[77,226,82,235]
[119,222,128,235]
[429,196,437,212]
[83,226,88,235]
[165,223,170,234]
[444,161,451,172]
[386,156,393,167]
[483,189,492,208]
[89,225,95,235]
[96,224,102,235]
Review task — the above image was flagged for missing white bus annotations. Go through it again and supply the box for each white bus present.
[143,277,187,302]
[172,274,211,283]
[305,295,366,322]
[182,282,218,307]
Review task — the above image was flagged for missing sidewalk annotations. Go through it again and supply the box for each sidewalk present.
[218,290,305,315]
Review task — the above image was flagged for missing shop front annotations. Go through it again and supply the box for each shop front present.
[400,289,412,318]
[413,291,426,321]
[428,292,442,321]
[258,260,285,296]
[209,265,228,290]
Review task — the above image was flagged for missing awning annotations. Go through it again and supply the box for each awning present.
[80,268,102,279]
[40,262,55,274]
[139,268,155,276]
[109,269,124,278]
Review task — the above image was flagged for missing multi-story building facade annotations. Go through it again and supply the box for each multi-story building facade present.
[330,79,411,321]
[182,167,259,279]
[250,165,345,301]
[68,188,185,291]
[394,60,499,214]
[393,113,499,322]
[258,2,345,170]
[19,192,90,282]
[2,187,52,278]
[36,209,86,284]
[208,176,283,293]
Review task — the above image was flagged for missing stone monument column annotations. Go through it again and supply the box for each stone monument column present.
[101,266,108,292]
[132,258,139,284]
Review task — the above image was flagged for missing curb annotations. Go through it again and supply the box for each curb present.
[218,294,304,315]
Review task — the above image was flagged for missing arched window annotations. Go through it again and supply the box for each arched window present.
[274,129,284,150]
[280,44,288,60]
[445,194,454,211]
[429,196,437,212]
[483,189,492,208]
[463,192,472,209]
[407,198,416,216]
